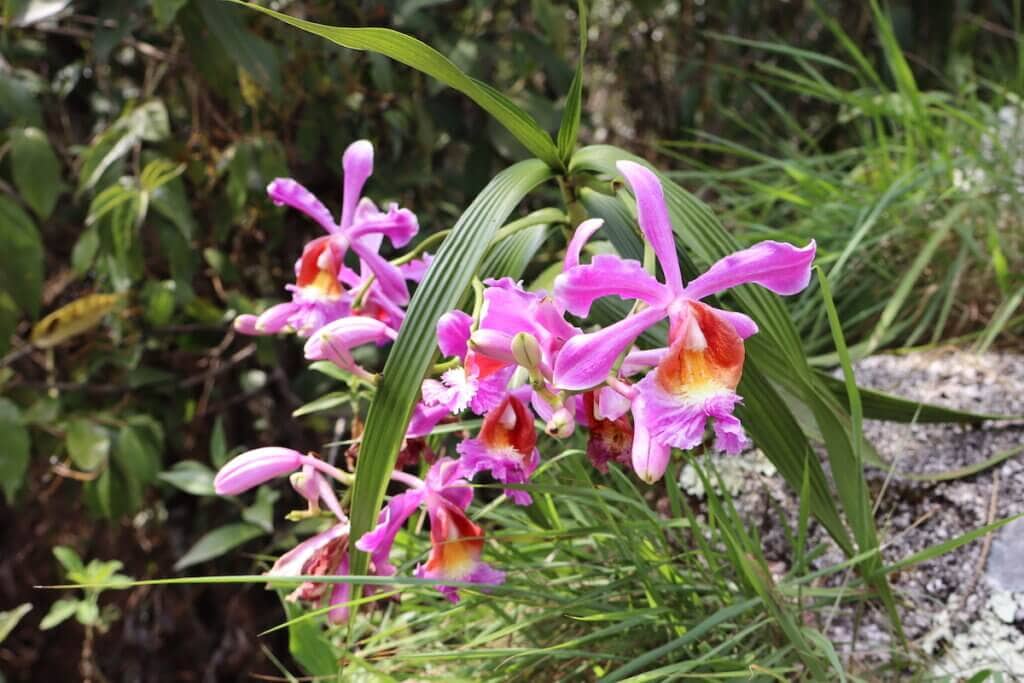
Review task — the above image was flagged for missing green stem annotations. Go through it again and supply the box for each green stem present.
[556,176,587,229]
[392,229,450,266]
[494,207,569,242]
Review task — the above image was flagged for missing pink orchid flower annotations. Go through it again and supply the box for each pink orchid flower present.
[356,458,504,602]
[552,161,815,481]
[456,394,540,505]
[234,140,418,337]
[421,278,580,428]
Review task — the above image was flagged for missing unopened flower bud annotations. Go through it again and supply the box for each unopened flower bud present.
[510,332,542,374]
[214,447,303,495]
[545,407,575,439]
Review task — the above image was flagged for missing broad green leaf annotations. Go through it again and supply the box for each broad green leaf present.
[39,599,78,630]
[78,101,170,192]
[115,423,162,485]
[210,417,228,468]
[230,0,562,169]
[0,398,30,504]
[0,197,44,319]
[10,127,62,219]
[65,418,110,471]
[52,545,84,574]
[174,523,264,570]
[0,71,42,126]
[158,460,216,496]
[0,604,31,644]
[348,159,553,580]
[556,0,588,162]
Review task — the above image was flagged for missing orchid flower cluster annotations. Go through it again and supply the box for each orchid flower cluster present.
[214,145,816,622]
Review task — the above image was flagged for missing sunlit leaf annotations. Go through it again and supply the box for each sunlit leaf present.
[30,293,123,349]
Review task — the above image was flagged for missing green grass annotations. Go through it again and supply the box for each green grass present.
[660,5,1023,358]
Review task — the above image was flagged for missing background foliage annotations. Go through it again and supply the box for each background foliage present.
[0,0,1020,680]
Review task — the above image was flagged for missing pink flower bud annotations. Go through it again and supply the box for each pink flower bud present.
[214,447,304,495]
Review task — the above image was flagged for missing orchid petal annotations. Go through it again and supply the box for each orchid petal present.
[621,347,669,376]
[267,522,349,577]
[406,401,451,439]
[630,397,671,484]
[304,317,396,371]
[684,240,817,300]
[554,254,672,318]
[597,386,632,421]
[340,140,374,230]
[437,310,472,360]
[712,308,759,339]
[233,314,260,336]
[350,239,410,306]
[267,178,338,235]
[348,202,419,249]
[255,302,298,334]
[553,306,667,390]
[355,488,426,576]
[564,218,605,269]
[215,447,303,495]
[617,161,684,294]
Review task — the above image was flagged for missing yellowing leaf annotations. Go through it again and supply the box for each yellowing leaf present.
[30,293,124,349]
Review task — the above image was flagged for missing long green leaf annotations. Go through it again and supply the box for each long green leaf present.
[229,1,561,169]
[348,160,554,581]
[556,0,588,163]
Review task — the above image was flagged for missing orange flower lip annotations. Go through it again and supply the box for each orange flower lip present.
[297,237,343,298]
[425,503,485,580]
[657,301,744,396]
[479,395,536,457]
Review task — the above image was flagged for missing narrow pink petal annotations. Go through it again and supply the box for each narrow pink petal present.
[267,178,338,235]
[564,218,605,269]
[553,306,667,391]
[554,254,672,318]
[304,317,396,370]
[350,240,409,306]
[215,447,304,495]
[620,347,669,376]
[468,329,516,364]
[341,140,374,230]
[233,314,261,336]
[326,569,352,624]
[630,397,671,484]
[597,387,632,421]
[616,161,684,294]
[255,302,298,334]
[437,310,472,359]
[684,240,816,300]
[712,308,759,339]
[355,489,425,575]
[400,254,433,282]
[347,203,419,249]
[406,401,451,439]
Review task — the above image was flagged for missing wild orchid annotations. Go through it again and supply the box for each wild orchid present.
[234,139,419,338]
[356,458,505,602]
[552,161,815,481]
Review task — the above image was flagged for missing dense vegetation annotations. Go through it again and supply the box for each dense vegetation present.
[0,1,1020,680]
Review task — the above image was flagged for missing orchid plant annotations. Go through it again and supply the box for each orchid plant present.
[199,0,905,662]
[213,137,816,609]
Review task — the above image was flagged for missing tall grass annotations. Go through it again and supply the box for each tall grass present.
[661,3,1023,359]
